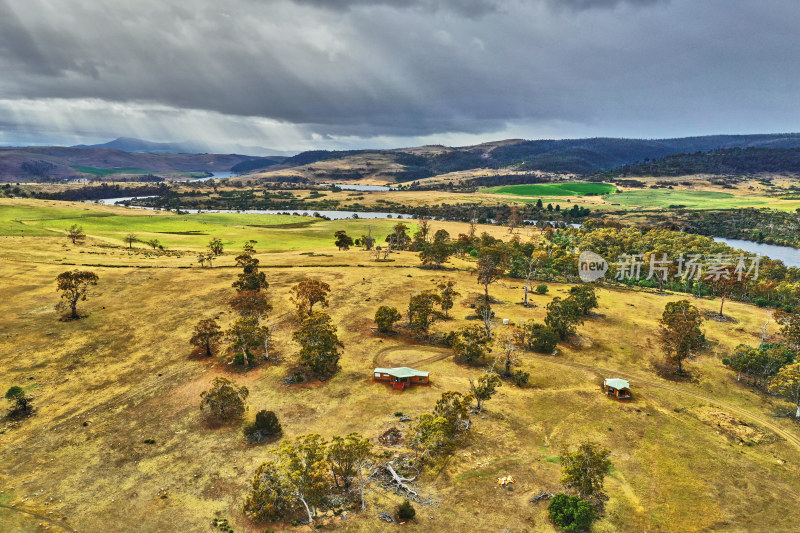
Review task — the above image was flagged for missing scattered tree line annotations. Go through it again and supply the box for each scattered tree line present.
[34,183,170,201]
[723,309,800,418]
[640,208,800,250]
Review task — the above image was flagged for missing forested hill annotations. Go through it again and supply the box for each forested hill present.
[597,147,800,178]
[271,133,800,179]
[0,146,258,181]
[6,133,800,181]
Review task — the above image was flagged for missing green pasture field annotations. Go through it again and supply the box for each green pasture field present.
[606,189,778,210]
[0,201,413,252]
[486,182,617,196]
[70,165,152,176]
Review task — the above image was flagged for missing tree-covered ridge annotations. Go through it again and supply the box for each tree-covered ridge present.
[249,133,800,178]
[599,147,800,178]
[643,208,800,249]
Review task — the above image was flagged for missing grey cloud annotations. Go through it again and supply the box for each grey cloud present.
[287,0,502,17]
[0,0,799,149]
[0,2,51,73]
[552,0,667,10]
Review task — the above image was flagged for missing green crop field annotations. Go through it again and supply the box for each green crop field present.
[486,182,617,197]
[70,165,152,176]
[606,190,776,210]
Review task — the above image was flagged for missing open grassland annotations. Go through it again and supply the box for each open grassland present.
[486,182,617,197]
[1,200,800,532]
[0,199,423,254]
[607,189,782,210]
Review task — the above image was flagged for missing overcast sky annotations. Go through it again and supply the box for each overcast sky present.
[1,0,799,153]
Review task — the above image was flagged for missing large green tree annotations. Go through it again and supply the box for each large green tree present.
[233,254,269,292]
[775,310,800,355]
[419,230,452,268]
[374,306,402,333]
[243,460,295,522]
[560,441,612,498]
[294,311,343,377]
[568,285,599,316]
[545,297,583,340]
[328,433,373,509]
[290,278,331,318]
[66,224,85,244]
[522,320,560,353]
[208,237,224,255]
[769,363,800,419]
[469,373,502,413]
[5,386,32,416]
[452,324,491,365]
[659,300,705,374]
[278,434,330,524]
[334,230,354,251]
[475,245,509,302]
[190,317,223,357]
[437,279,460,318]
[243,410,283,443]
[548,493,596,532]
[56,270,99,319]
[387,223,411,250]
[227,316,271,367]
[200,377,249,423]
[408,290,443,334]
[409,413,453,460]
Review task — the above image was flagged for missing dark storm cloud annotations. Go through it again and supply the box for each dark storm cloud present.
[554,0,666,9]
[289,0,502,17]
[0,0,799,149]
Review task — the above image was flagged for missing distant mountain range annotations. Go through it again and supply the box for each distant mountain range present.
[72,137,296,157]
[0,146,263,180]
[3,133,800,181]
[268,133,800,181]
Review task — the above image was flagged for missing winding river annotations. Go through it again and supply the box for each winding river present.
[713,237,800,268]
[90,182,800,267]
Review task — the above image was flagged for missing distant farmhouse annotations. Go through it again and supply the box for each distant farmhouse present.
[373,367,430,391]
[604,378,631,400]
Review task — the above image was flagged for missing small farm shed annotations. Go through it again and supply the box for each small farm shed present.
[374,367,430,391]
[603,378,631,400]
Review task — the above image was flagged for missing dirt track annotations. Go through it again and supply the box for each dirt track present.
[528,354,800,451]
[0,504,76,532]
[372,344,452,369]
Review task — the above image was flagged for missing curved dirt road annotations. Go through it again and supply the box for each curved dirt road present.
[372,345,452,369]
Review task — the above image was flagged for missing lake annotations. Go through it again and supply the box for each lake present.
[713,237,800,268]
[322,183,396,191]
[190,171,236,181]
[91,197,408,220]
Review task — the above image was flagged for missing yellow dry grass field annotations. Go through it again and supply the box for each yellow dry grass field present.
[1,200,800,532]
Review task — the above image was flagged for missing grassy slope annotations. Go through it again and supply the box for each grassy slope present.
[0,200,799,532]
[0,200,416,253]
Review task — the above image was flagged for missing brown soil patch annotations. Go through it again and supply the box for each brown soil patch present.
[691,406,777,445]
